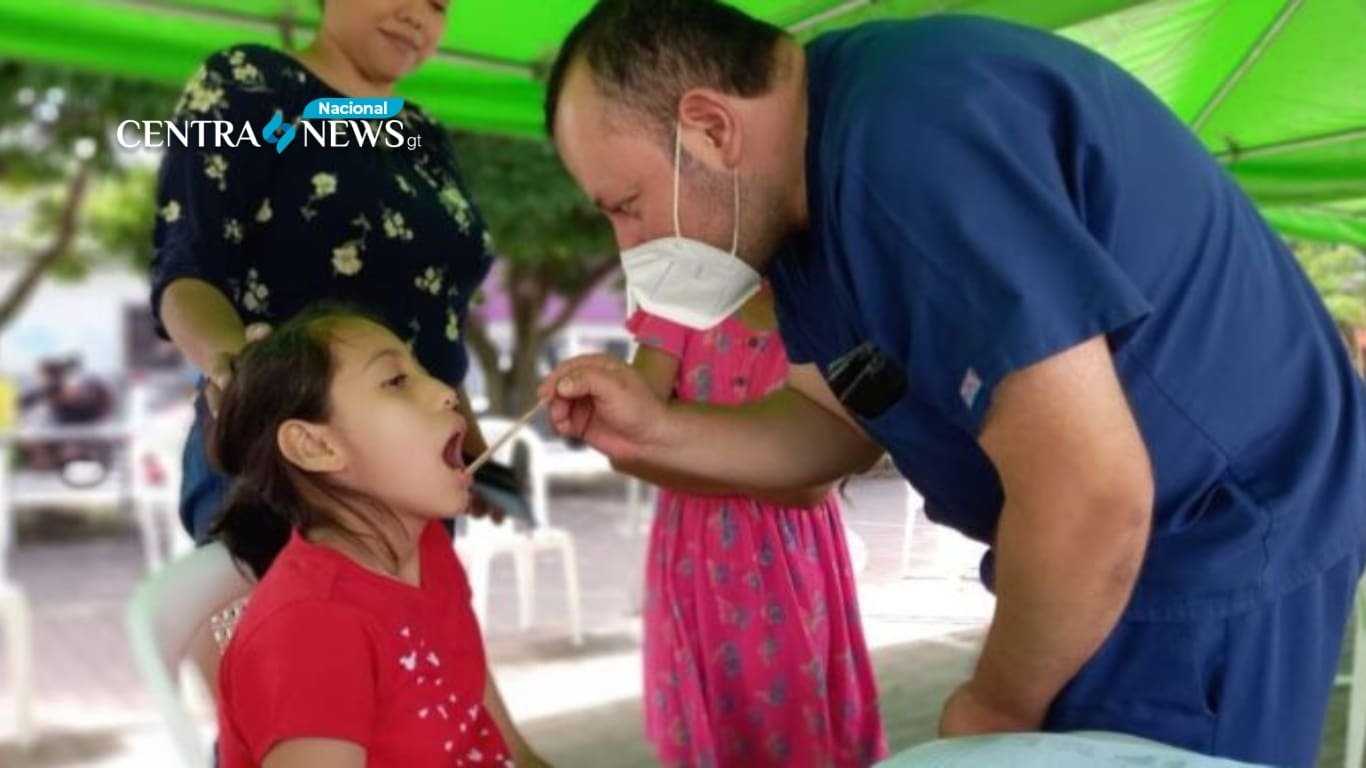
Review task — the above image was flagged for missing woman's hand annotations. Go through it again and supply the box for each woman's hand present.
[204,322,273,417]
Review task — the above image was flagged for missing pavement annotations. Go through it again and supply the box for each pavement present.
[0,473,1354,767]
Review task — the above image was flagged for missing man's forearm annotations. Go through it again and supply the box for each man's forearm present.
[613,458,740,497]
[160,278,246,374]
[971,497,1149,719]
[641,387,880,491]
[614,457,834,507]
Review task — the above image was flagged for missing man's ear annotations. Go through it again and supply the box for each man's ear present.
[678,88,742,169]
[277,420,347,474]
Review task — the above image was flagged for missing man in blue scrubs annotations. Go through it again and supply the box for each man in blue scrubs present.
[541,2,1366,765]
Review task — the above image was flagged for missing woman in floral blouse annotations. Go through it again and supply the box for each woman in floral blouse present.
[151,1,500,548]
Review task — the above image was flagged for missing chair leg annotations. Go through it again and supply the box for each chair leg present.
[899,493,919,579]
[845,526,868,577]
[623,481,649,614]
[1,586,34,747]
[133,500,163,573]
[1347,586,1366,768]
[559,539,584,647]
[514,547,535,630]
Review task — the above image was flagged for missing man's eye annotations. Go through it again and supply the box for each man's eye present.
[383,373,409,389]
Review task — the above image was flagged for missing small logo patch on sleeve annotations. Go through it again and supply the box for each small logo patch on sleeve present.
[960,367,983,409]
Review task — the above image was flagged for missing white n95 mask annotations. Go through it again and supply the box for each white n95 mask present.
[619,126,760,330]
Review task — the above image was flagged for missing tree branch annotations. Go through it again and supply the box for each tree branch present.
[0,163,92,328]
[538,258,620,339]
[276,6,298,50]
[463,314,500,379]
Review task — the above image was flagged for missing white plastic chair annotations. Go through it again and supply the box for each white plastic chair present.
[0,437,34,748]
[899,482,926,578]
[456,417,583,646]
[0,579,33,748]
[1341,575,1366,768]
[127,385,196,571]
[126,542,253,767]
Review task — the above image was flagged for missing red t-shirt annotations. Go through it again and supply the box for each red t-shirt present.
[217,522,511,767]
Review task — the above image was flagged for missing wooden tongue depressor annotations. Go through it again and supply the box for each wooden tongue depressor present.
[465,398,549,474]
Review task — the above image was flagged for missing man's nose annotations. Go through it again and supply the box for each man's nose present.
[613,222,640,251]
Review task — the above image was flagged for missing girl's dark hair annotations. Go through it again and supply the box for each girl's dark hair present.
[206,302,398,578]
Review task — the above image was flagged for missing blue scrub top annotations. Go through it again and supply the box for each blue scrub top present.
[770,16,1366,621]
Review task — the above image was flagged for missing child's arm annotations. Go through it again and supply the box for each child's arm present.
[484,666,551,767]
[262,739,366,768]
[628,346,838,506]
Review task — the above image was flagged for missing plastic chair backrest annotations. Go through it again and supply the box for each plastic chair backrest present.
[476,416,550,527]
[126,542,253,767]
[128,390,194,500]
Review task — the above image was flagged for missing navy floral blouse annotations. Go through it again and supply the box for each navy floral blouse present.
[150,44,495,386]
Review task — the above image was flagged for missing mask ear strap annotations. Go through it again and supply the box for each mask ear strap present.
[673,125,683,238]
[730,170,740,256]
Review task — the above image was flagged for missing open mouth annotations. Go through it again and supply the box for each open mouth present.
[442,431,466,471]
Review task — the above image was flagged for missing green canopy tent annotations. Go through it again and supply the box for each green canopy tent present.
[0,0,1363,246]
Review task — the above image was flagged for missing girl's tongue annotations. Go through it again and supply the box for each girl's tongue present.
[442,433,465,470]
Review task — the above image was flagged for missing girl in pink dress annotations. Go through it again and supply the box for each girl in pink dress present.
[628,285,887,768]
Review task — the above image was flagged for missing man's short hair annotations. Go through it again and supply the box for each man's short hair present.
[544,0,788,138]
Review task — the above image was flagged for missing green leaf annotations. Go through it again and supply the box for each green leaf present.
[1292,240,1366,328]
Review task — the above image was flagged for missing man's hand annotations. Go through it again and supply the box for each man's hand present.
[939,680,1043,737]
[951,335,1153,737]
[540,355,881,491]
[204,322,272,417]
[537,354,671,462]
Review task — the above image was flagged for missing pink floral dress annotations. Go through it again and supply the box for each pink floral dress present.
[628,310,887,768]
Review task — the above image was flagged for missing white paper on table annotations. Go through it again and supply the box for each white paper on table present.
[878,731,1271,768]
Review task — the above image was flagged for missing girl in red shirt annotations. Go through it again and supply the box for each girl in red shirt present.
[208,304,546,768]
